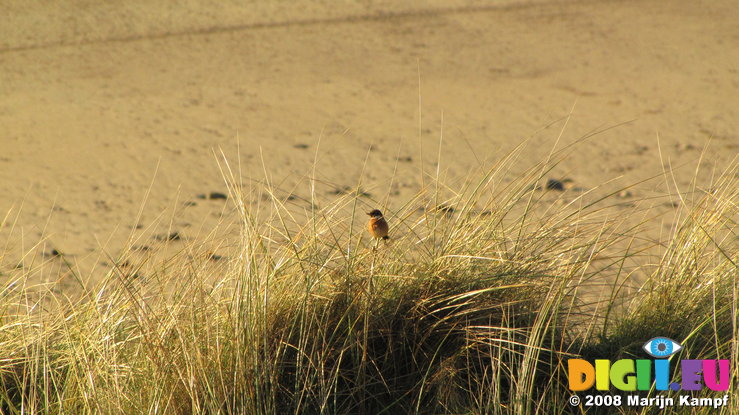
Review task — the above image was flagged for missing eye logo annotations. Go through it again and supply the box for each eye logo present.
[643,337,682,358]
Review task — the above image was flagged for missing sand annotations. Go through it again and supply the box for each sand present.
[1,0,737,285]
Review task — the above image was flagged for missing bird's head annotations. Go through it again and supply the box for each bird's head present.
[367,209,383,218]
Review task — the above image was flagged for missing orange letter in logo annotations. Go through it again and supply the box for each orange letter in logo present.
[568,359,595,391]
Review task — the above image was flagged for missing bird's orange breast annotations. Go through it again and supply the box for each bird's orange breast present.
[368,217,389,238]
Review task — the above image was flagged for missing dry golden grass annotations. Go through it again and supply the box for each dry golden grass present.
[0,146,736,414]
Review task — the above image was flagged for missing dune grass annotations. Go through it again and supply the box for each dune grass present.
[0,146,736,414]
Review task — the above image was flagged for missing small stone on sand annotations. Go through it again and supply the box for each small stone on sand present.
[154,231,182,241]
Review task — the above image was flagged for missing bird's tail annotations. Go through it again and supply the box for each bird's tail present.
[382,235,390,240]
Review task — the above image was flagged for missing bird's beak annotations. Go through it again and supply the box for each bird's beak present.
[366,212,371,216]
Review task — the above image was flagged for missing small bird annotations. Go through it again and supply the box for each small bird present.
[366,209,390,242]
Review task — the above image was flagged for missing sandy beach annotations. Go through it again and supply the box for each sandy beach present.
[1,0,737,284]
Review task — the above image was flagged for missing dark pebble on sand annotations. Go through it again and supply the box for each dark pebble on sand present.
[293,143,309,149]
[49,249,62,257]
[197,192,228,200]
[207,252,224,261]
[329,186,352,195]
[154,231,182,241]
[329,186,371,197]
[434,204,455,214]
[545,179,565,191]
[209,192,228,200]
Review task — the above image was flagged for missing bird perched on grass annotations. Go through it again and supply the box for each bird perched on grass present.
[366,209,389,243]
